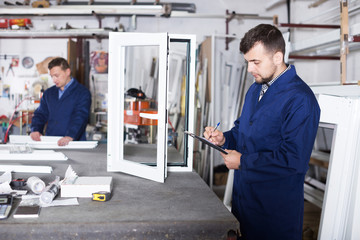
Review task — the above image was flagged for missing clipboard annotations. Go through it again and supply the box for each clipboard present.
[184,131,228,155]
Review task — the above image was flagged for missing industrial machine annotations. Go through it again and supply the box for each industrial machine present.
[124,88,157,144]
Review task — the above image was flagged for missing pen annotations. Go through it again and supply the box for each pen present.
[208,122,220,139]
[213,122,220,132]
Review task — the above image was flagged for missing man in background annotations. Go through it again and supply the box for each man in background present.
[204,24,320,239]
[30,57,91,146]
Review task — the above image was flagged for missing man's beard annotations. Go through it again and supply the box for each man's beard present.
[260,73,274,84]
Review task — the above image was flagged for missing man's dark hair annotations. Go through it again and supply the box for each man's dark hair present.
[48,57,70,71]
[240,24,285,55]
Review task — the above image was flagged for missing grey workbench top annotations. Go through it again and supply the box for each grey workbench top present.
[0,144,238,240]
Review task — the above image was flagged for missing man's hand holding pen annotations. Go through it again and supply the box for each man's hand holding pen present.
[203,123,241,170]
[204,124,225,146]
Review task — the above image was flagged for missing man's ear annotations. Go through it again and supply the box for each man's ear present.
[273,51,283,66]
[66,68,71,77]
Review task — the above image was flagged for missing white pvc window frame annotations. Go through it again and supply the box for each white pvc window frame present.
[107,32,196,183]
[107,32,168,183]
[9,135,98,149]
[167,34,196,172]
[311,85,360,240]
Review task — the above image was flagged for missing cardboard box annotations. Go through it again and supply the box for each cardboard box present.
[61,176,112,198]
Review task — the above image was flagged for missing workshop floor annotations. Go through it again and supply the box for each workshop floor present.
[213,186,322,240]
[303,201,322,240]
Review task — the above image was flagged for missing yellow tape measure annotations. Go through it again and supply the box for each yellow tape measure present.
[92,191,111,202]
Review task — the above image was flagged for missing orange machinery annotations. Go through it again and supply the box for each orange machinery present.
[123,88,158,144]
[124,99,158,126]
[124,95,158,144]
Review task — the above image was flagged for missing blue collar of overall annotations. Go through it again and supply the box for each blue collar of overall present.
[58,77,74,99]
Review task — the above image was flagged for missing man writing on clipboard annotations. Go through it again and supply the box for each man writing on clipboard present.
[203,24,320,240]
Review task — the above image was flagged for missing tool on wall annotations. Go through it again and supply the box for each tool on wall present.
[6,63,14,77]
[5,57,19,77]
[0,55,19,78]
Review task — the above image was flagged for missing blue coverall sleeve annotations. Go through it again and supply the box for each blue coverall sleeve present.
[241,96,320,183]
[64,89,91,140]
[31,94,50,134]
[223,119,240,150]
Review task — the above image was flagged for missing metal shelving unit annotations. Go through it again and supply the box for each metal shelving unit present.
[0,5,166,16]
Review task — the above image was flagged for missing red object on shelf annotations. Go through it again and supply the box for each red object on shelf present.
[0,18,9,28]
[9,18,32,28]
[0,18,32,29]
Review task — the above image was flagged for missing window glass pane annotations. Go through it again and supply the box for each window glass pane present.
[167,40,191,166]
[123,45,159,166]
